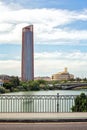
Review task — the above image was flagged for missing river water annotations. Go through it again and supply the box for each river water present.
[7,89,87,95]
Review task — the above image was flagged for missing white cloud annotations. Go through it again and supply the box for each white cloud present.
[0,2,87,44]
[6,2,22,10]
[35,58,87,78]
[0,23,13,32]
[0,2,10,12]
[0,51,87,78]
[0,60,21,76]
[34,51,87,78]
[35,51,87,60]
[75,9,87,20]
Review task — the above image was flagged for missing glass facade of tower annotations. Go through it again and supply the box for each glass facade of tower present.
[22,25,34,81]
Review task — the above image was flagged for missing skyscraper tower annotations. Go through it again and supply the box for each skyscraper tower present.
[22,25,34,81]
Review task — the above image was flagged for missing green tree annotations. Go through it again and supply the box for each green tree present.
[3,76,20,92]
[3,82,14,92]
[29,80,40,91]
[0,86,6,93]
[83,78,87,82]
[37,79,46,84]
[72,93,87,112]
[75,77,81,82]
[10,76,20,87]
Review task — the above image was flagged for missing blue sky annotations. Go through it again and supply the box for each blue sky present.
[2,0,87,10]
[0,0,87,78]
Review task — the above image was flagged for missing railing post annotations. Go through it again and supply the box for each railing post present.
[57,93,59,112]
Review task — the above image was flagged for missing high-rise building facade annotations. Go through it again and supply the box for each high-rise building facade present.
[22,25,34,81]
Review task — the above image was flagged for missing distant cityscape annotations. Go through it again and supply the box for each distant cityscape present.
[21,25,75,82]
[0,24,86,84]
[0,24,79,83]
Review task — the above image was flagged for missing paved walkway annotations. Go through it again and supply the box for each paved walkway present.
[0,113,87,122]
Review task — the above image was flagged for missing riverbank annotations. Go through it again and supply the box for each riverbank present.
[1,78,87,94]
[73,86,87,90]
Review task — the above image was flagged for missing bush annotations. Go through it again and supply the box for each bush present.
[29,81,40,91]
[17,86,25,91]
[72,93,87,112]
[0,87,6,93]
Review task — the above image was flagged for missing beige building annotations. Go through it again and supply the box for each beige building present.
[52,68,74,81]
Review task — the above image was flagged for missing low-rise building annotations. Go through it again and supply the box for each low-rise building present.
[52,68,74,81]
[34,76,51,81]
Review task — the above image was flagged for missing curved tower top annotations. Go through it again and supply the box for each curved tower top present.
[22,25,33,32]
